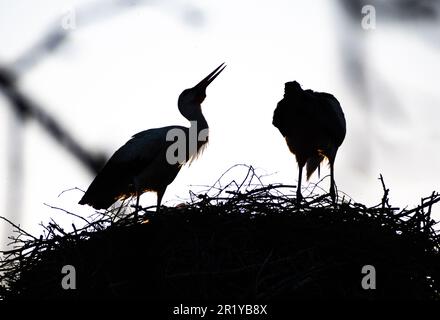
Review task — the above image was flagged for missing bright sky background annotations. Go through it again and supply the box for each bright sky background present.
[1,0,439,250]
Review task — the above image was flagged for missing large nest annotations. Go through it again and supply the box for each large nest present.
[1,165,439,300]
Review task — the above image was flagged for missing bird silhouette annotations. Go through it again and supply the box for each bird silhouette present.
[79,63,226,212]
[273,81,346,203]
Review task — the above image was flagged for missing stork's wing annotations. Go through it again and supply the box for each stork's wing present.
[313,92,346,147]
[79,126,185,209]
[272,87,346,159]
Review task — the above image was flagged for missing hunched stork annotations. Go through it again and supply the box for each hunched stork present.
[273,81,346,203]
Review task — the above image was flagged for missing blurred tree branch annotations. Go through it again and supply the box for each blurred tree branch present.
[0,66,107,174]
[0,0,206,176]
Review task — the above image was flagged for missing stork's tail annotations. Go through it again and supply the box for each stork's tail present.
[306,154,325,180]
[79,166,132,210]
[79,182,120,210]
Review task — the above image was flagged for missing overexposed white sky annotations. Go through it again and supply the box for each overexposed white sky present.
[1,0,439,248]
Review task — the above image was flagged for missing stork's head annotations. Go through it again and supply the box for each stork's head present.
[178,63,226,119]
[284,81,302,95]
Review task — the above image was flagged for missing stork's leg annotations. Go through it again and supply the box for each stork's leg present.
[329,162,336,203]
[133,177,141,218]
[134,191,140,217]
[156,189,165,213]
[297,165,303,204]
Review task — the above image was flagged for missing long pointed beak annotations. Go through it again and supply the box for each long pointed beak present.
[195,63,226,90]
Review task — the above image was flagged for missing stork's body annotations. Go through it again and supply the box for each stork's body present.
[273,81,346,202]
[79,63,226,212]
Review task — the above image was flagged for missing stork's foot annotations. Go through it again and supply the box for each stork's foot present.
[156,204,168,214]
[296,192,303,206]
[130,204,144,219]
[329,189,337,205]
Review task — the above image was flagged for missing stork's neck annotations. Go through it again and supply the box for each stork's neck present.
[184,104,209,162]
[182,103,209,132]
[191,109,208,132]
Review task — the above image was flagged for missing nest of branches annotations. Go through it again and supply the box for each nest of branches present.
[1,165,439,300]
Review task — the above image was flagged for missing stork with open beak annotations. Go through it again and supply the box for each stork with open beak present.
[79,63,226,212]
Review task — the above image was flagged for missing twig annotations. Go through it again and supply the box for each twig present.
[43,203,90,225]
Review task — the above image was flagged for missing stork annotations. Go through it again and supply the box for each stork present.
[272,81,346,203]
[79,63,226,212]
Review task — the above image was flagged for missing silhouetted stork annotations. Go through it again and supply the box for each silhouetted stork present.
[273,81,346,202]
[79,63,226,212]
